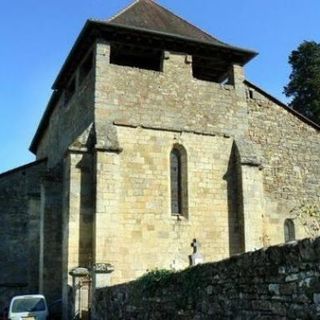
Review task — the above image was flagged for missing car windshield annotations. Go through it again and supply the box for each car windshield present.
[12,297,46,313]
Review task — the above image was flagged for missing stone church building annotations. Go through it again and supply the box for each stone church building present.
[1,0,319,318]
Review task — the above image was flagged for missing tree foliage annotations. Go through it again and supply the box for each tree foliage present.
[284,41,320,125]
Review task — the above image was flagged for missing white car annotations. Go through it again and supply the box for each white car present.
[8,294,49,320]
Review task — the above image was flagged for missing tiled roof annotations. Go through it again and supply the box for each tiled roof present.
[109,0,232,49]
[30,1,258,154]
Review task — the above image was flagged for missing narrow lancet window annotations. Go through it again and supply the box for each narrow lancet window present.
[170,145,188,217]
[171,149,181,214]
[284,219,295,242]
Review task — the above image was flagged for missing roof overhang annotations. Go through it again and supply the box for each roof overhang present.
[30,20,258,154]
[53,20,257,90]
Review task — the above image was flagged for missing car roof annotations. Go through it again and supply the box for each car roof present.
[11,294,46,300]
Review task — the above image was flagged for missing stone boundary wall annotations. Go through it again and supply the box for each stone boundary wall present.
[93,237,320,319]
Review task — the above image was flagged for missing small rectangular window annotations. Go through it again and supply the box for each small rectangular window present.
[284,219,295,242]
[192,56,220,83]
[110,44,162,72]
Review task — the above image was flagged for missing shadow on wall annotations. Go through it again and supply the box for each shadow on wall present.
[77,154,94,269]
[224,142,245,256]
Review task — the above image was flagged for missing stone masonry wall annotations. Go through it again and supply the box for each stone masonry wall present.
[94,125,244,286]
[94,42,248,145]
[93,237,320,319]
[62,151,95,317]
[92,40,320,287]
[93,42,259,286]
[40,172,64,304]
[0,161,46,312]
[246,86,320,246]
[36,56,95,168]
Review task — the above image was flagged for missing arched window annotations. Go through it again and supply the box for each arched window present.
[284,219,295,243]
[170,145,188,217]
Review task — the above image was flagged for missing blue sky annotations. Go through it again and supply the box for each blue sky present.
[1,0,320,173]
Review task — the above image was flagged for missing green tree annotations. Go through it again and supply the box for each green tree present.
[284,41,320,125]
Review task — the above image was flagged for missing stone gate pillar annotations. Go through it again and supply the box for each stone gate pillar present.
[69,267,91,320]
